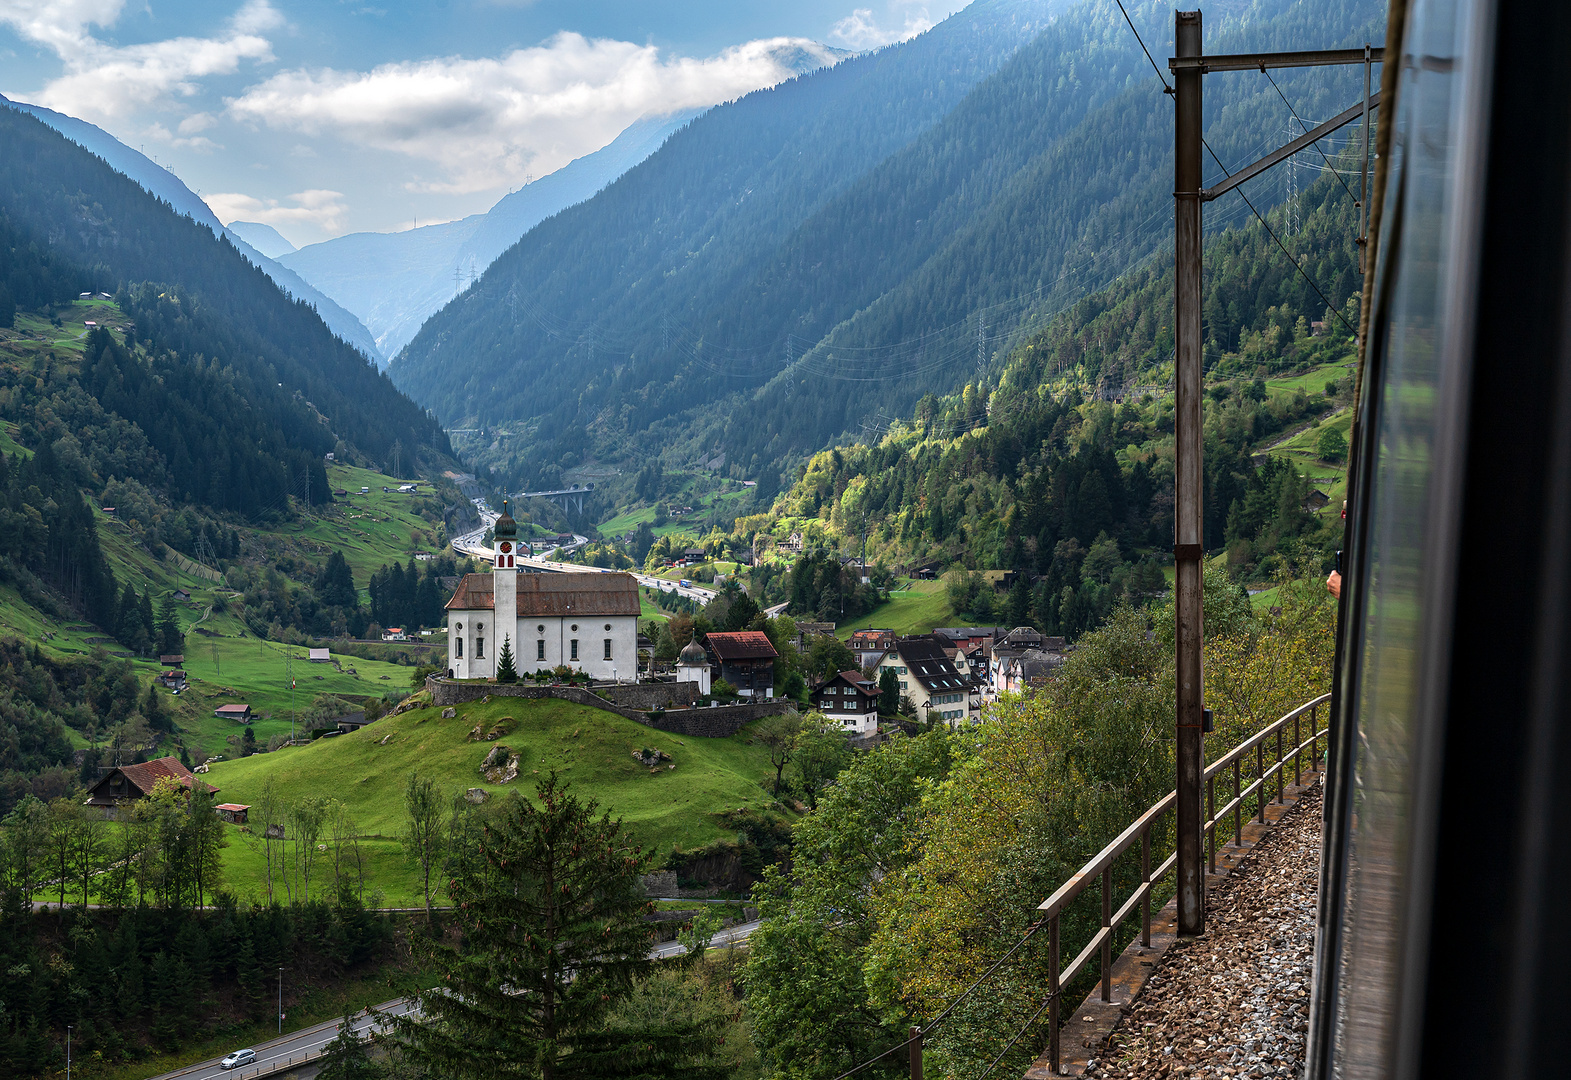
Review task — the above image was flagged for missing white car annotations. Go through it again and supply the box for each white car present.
[220,1048,257,1070]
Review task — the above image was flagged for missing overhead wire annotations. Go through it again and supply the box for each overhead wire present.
[1262,69,1361,203]
[1201,137,1359,335]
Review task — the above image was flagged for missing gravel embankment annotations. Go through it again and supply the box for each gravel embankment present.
[1089,788,1320,1079]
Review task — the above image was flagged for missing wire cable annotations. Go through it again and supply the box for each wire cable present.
[1201,138,1358,335]
[968,991,1058,1080]
[1114,0,1171,92]
[824,918,1046,1080]
[1262,69,1360,203]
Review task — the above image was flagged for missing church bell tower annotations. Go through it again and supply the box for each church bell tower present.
[492,500,519,673]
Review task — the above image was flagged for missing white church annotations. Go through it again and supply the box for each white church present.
[444,504,640,680]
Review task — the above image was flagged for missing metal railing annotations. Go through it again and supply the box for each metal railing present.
[1035,693,1330,1074]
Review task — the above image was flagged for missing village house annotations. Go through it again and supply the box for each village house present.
[445,503,640,680]
[989,626,1067,695]
[382,627,409,641]
[214,703,252,722]
[780,531,805,554]
[159,654,184,668]
[848,628,896,668]
[876,636,975,725]
[308,647,332,663]
[704,630,778,697]
[84,756,218,818]
[156,669,187,690]
[812,670,879,736]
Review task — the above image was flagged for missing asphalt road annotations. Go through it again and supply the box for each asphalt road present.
[650,919,761,959]
[145,999,418,1080]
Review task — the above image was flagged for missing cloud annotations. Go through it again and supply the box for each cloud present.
[830,5,934,50]
[0,0,282,121]
[208,187,346,233]
[226,31,844,195]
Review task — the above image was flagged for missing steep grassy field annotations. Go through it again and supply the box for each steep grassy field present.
[204,694,781,904]
[836,579,953,638]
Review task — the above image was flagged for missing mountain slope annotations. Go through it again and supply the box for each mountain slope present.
[0,105,451,489]
[0,95,385,361]
[280,41,850,361]
[392,0,1380,497]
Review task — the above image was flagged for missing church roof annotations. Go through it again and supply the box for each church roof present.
[678,639,708,665]
[445,572,640,617]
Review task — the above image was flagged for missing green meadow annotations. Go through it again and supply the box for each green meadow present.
[204,694,781,905]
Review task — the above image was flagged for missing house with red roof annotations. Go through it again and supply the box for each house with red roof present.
[84,756,218,817]
[704,630,779,698]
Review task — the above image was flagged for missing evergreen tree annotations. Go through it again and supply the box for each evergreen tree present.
[393,774,725,1079]
[318,1011,383,1080]
[315,551,358,609]
[495,636,518,683]
[157,593,184,656]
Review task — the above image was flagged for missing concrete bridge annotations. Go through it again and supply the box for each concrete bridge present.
[516,483,595,515]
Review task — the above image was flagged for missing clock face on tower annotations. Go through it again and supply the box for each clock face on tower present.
[499,542,512,553]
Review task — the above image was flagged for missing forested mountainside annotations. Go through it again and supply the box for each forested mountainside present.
[0,95,385,361]
[704,152,1361,637]
[390,0,1066,471]
[393,0,1382,498]
[0,108,456,683]
[0,107,449,475]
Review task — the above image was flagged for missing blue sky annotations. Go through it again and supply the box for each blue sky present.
[0,0,965,245]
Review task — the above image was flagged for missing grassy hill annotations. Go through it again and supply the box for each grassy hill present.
[204,694,781,905]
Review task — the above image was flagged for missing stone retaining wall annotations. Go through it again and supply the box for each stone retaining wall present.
[425,677,795,738]
[594,682,700,711]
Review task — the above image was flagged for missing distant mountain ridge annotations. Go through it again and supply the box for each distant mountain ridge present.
[227,221,298,258]
[277,109,702,360]
[390,0,1382,497]
[0,95,384,361]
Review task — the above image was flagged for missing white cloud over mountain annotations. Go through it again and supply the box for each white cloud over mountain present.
[205,188,347,232]
[831,3,935,50]
[0,0,281,121]
[226,32,844,195]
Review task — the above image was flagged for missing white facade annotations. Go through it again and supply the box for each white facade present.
[445,528,640,681]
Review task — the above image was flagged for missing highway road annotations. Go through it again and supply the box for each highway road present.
[146,923,753,1078]
[651,919,762,959]
[146,998,418,1080]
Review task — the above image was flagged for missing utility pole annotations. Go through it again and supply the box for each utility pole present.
[278,967,284,1034]
[287,650,296,745]
[1172,8,1206,938]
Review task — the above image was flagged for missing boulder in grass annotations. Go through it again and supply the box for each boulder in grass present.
[464,787,490,804]
[480,745,520,783]
[442,707,456,719]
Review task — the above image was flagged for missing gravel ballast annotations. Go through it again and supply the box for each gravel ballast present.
[1088,788,1320,1079]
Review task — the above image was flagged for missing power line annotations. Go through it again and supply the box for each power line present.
[1262,69,1361,203]
[1201,138,1358,335]
[1114,0,1171,93]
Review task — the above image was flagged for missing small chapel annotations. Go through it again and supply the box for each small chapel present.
[445,503,640,680]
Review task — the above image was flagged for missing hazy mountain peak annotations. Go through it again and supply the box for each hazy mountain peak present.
[226,220,298,259]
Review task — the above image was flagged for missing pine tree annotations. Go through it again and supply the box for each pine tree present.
[157,593,184,656]
[393,774,727,1080]
[495,635,518,683]
[318,1011,383,1080]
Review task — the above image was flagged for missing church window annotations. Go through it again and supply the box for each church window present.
[570,639,578,661]
[455,637,464,658]
[476,636,485,659]
[537,640,545,661]
[603,639,612,660]
[604,623,611,631]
